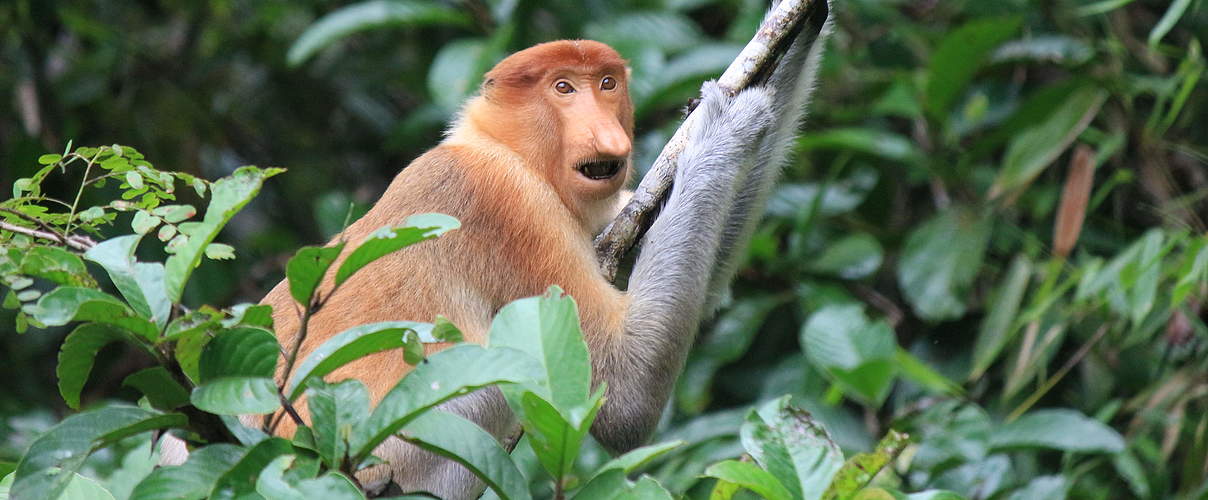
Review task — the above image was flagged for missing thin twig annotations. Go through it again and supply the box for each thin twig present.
[593,0,829,281]
[0,218,96,251]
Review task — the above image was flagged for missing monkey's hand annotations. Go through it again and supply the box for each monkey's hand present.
[674,82,774,195]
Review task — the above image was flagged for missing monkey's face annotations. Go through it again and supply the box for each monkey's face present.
[482,40,635,205]
[546,68,632,202]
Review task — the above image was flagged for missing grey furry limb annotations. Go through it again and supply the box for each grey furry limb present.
[593,0,831,282]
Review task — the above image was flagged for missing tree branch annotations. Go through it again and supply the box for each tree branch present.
[594,0,830,282]
[0,210,97,252]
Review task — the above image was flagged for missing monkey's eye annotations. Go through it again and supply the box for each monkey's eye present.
[601,76,617,90]
[554,81,576,94]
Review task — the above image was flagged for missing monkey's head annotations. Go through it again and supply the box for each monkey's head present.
[476,40,635,210]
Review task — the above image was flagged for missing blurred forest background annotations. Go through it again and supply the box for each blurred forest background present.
[2,0,1207,498]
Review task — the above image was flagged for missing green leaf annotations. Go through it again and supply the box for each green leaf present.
[132,444,244,500]
[739,397,843,500]
[204,243,236,260]
[13,406,183,500]
[199,327,279,380]
[20,246,93,287]
[192,327,281,415]
[191,376,280,415]
[123,366,191,410]
[585,12,705,55]
[126,171,145,190]
[32,287,159,341]
[428,38,490,110]
[151,204,196,223]
[431,315,464,342]
[990,87,1106,198]
[801,305,897,405]
[925,17,1022,116]
[969,255,1032,380]
[1004,476,1069,500]
[518,388,604,482]
[38,153,63,165]
[895,349,963,396]
[824,430,909,497]
[334,213,459,286]
[592,440,685,478]
[286,243,346,306]
[56,324,133,409]
[1173,237,1208,306]
[488,286,592,416]
[254,455,363,500]
[988,409,1125,453]
[85,235,171,327]
[399,409,532,500]
[15,470,118,500]
[796,128,924,165]
[1148,0,1193,47]
[287,0,472,66]
[164,166,283,303]
[132,211,161,234]
[350,344,541,461]
[896,209,991,321]
[286,321,433,401]
[807,233,884,279]
[703,460,794,500]
[307,379,370,469]
[211,438,294,499]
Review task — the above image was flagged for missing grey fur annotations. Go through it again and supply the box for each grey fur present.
[593,6,833,452]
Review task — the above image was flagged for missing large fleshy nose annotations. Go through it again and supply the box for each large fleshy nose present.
[591,118,631,158]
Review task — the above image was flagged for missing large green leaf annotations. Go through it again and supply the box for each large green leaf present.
[988,409,1124,453]
[824,430,909,498]
[518,388,603,482]
[286,243,345,307]
[896,209,991,321]
[255,456,363,500]
[738,397,844,500]
[584,12,705,55]
[488,287,591,417]
[350,344,541,460]
[57,324,138,409]
[191,376,280,415]
[192,327,281,415]
[132,444,245,500]
[164,166,282,303]
[199,327,278,380]
[19,246,94,287]
[399,409,531,500]
[306,379,370,469]
[287,0,472,66]
[703,460,794,500]
[990,86,1106,198]
[13,406,184,500]
[286,320,434,401]
[797,128,924,165]
[800,304,897,405]
[31,287,159,342]
[84,235,171,328]
[334,213,459,286]
[925,17,1022,117]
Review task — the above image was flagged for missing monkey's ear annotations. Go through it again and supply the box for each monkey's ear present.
[480,78,496,99]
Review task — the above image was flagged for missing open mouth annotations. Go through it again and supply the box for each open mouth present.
[577,158,624,180]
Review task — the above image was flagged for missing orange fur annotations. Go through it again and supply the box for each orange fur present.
[261,40,635,438]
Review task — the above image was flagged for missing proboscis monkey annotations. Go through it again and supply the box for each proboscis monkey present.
[163,8,829,498]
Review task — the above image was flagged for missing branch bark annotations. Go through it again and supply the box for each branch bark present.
[594,0,829,282]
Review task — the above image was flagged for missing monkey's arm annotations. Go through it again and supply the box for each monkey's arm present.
[706,9,832,309]
[591,85,774,452]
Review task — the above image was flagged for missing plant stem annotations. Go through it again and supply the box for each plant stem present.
[64,150,102,238]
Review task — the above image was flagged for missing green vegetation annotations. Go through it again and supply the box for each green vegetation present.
[1,0,1206,499]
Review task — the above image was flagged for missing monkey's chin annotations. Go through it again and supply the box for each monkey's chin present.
[576,158,625,180]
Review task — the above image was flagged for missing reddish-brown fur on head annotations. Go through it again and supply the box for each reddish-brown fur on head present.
[469,40,634,216]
